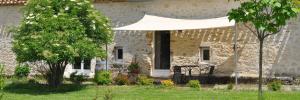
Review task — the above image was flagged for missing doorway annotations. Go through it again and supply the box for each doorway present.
[155,31,171,69]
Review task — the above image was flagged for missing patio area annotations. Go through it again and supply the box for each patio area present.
[113,14,239,83]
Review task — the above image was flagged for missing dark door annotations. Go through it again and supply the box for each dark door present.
[155,31,170,69]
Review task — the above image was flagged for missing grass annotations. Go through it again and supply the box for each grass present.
[1,79,300,100]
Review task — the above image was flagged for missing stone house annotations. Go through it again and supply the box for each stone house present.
[1,0,300,79]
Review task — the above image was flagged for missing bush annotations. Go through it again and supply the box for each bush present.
[161,80,174,88]
[70,71,86,84]
[15,64,30,78]
[137,74,154,85]
[114,74,129,85]
[227,83,234,90]
[268,80,282,91]
[128,62,140,74]
[94,70,112,85]
[187,80,201,89]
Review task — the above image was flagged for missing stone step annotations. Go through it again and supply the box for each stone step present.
[151,69,171,78]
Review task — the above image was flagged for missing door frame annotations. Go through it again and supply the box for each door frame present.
[153,31,171,70]
[150,31,171,77]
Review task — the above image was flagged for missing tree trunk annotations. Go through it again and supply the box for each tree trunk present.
[258,40,264,100]
[47,62,66,87]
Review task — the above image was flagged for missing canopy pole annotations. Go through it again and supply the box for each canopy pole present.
[234,23,238,86]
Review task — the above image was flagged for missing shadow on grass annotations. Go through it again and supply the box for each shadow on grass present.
[3,82,87,95]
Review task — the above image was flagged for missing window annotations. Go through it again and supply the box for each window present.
[115,47,123,61]
[201,47,210,61]
[74,57,81,69]
[117,49,123,59]
[84,59,91,69]
[73,57,91,70]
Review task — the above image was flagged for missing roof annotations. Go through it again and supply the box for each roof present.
[114,14,235,31]
[0,0,127,6]
[0,0,27,6]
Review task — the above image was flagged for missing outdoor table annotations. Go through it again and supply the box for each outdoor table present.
[173,63,215,83]
[175,65,199,78]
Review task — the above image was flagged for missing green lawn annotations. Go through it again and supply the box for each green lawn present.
[2,82,300,100]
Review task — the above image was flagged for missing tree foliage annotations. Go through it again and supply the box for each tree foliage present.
[12,0,113,86]
[13,0,112,63]
[228,0,299,40]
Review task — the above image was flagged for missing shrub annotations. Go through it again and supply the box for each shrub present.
[114,74,129,85]
[187,80,201,89]
[128,62,140,74]
[227,83,234,90]
[94,70,112,85]
[70,71,86,84]
[137,74,154,85]
[268,80,282,91]
[161,80,174,88]
[15,64,30,78]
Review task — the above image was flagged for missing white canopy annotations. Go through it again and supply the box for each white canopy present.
[114,14,235,31]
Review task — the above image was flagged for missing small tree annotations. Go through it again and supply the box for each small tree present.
[228,0,299,99]
[12,0,112,87]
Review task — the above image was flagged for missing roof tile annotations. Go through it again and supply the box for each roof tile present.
[0,0,128,6]
[0,0,27,6]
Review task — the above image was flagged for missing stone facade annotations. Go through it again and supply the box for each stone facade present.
[272,17,300,77]
[168,25,292,77]
[0,6,22,75]
[0,0,300,78]
[0,26,16,75]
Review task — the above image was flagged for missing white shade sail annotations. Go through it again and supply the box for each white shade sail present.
[114,14,235,31]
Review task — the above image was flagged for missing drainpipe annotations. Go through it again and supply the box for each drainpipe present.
[234,24,238,85]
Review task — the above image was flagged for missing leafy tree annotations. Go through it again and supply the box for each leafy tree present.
[228,0,299,99]
[12,0,112,87]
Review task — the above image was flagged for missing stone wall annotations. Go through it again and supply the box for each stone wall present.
[169,25,291,77]
[96,0,300,77]
[0,25,16,75]
[95,0,240,75]
[272,16,300,77]
[0,6,22,75]
[0,0,300,77]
